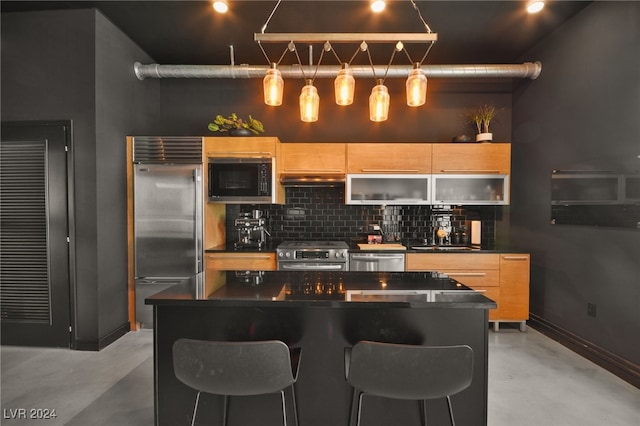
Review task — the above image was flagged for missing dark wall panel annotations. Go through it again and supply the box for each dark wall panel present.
[511,2,640,363]
[95,11,160,340]
[2,8,160,349]
[156,77,513,143]
[1,8,100,345]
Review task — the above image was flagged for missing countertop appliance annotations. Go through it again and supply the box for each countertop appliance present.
[276,241,349,271]
[208,157,275,203]
[349,252,405,272]
[133,136,204,328]
[234,210,269,249]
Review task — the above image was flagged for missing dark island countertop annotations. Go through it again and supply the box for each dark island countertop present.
[145,271,496,309]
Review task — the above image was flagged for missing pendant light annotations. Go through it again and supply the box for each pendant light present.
[406,63,427,107]
[251,0,439,123]
[369,80,390,122]
[334,64,355,106]
[263,63,284,106]
[300,80,320,122]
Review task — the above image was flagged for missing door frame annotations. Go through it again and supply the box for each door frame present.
[0,120,76,348]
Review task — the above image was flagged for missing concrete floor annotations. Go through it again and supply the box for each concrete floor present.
[2,327,639,426]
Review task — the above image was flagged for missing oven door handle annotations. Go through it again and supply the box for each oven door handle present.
[279,264,345,270]
[350,254,406,260]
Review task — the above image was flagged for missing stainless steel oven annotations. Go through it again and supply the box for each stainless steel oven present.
[276,241,349,271]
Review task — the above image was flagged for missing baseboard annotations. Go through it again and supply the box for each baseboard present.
[73,322,130,351]
[528,313,640,389]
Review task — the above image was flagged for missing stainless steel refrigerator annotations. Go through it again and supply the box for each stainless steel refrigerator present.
[132,137,203,328]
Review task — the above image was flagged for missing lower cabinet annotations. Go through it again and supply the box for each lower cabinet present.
[206,252,276,270]
[498,254,531,327]
[406,252,529,330]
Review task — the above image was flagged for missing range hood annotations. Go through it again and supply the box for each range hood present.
[279,173,346,187]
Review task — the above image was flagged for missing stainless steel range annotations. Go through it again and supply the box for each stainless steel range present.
[276,241,349,271]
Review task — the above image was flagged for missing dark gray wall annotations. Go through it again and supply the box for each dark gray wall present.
[511,2,640,363]
[155,76,513,142]
[94,12,160,340]
[1,8,159,349]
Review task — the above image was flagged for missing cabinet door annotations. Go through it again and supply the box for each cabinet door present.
[347,174,431,205]
[206,253,276,270]
[204,137,277,157]
[499,254,530,321]
[432,174,509,205]
[279,143,346,174]
[347,143,432,173]
[432,143,510,174]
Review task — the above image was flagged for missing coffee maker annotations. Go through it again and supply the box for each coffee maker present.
[234,210,268,249]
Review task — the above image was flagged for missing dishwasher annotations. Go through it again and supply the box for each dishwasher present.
[349,252,405,272]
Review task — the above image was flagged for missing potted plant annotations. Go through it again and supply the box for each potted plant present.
[208,113,265,136]
[466,105,497,142]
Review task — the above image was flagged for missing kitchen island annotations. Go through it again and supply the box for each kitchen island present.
[146,271,496,426]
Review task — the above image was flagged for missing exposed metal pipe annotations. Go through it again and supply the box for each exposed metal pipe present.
[134,61,542,80]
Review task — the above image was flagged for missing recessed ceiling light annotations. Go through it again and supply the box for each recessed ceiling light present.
[213,1,229,14]
[371,1,386,14]
[527,1,545,14]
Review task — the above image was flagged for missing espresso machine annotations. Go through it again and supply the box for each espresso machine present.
[432,214,452,245]
[234,210,268,249]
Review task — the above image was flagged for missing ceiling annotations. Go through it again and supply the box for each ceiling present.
[2,1,592,67]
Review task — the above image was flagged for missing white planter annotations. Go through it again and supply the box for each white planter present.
[476,132,493,142]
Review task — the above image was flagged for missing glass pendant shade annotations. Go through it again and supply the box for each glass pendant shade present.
[334,65,355,106]
[369,82,390,122]
[263,66,284,106]
[299,81,320,122]
[406,66,427,107]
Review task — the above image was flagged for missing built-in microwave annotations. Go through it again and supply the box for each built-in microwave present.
[208,157,275,203]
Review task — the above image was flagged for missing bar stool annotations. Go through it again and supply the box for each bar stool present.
[173,339,301,426]
[344,341,473,426]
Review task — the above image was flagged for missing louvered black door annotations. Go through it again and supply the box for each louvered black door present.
[1,121,71,347]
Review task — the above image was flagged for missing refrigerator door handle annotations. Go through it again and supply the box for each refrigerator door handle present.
[194,166,204,273]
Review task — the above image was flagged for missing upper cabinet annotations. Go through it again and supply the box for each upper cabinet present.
[347,143,432,174]
[205,136,278,158]
[432,174,509,205]
[347,174,431,205]
[431,143,510,174]
[431,143,511,205]
[200,139,512,205]
[278,143,346,175]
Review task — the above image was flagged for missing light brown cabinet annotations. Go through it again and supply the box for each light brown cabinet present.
[498,254,530,327]
[431,143,510,174]
[278,143,346,175]
[347,143,432,174]
[203,136,284,206]
[205,136,278,158]
[206,252,276,271]
[406,252,529,330]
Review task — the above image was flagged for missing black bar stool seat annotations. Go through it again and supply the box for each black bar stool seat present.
[173,339,300,426]
[345,341,473,426]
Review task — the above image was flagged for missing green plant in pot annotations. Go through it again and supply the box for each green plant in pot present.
[467,105,496,142]
[208,113,265,136]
